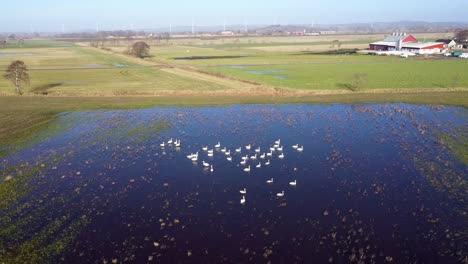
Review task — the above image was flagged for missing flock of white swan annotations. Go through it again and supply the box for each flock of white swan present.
[161,138,304,205]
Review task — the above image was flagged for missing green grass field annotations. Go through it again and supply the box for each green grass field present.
[202,59,468,90]
[0,44,230,95]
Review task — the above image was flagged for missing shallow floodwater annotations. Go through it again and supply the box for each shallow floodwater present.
[1,104,467,263]
[0,53,33,57]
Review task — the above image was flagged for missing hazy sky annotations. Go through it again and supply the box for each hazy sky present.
[1,0,467,32]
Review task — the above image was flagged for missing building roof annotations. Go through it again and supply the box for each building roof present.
[383,33,413,42]
[370,41,397,46]
[436,39,455,44]
[401,42,445,49]
[370,41,445,49]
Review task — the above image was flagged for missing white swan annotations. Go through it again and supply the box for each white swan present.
[187,153,194,159]
[203,161,210,167]
[240,188,247,194]
[208,152,214,157]
[277,146,283,152]
[256,162,261,168]
[270,147,276,151]
[160,142,165,147]
[279,153,285,159]
[225,150,231,156]
[267,152,273,157]
[289,180,297,186]
[202,146,208,151]
[267,178,273,184]
[221,147,227,153]
[292,144,299,149]
[276,191,285,197]
[215,142,221,148]
[167,138,173,144]
[235,148,242,153]
[242,155,249,160]
[297,146,304,152]
[265,160,270,166]
[175,140,181,147]
[260,153,266,159]
[240,196,246,204]
[255,147,261,153]
[245,144,251,150]
[227,156,232,161]
[275,139,281,145]
[191,156,198,162]
[244,166,251,172]
[240,160,247,165]
[250,154,257,160]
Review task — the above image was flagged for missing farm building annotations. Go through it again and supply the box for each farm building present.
[370,33,447,54]
[436,39,457,49]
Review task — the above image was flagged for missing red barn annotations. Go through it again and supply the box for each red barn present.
[369,33,447,54]
[370,33,417,51]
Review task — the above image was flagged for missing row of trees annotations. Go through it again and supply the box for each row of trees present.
[455,29,468,42]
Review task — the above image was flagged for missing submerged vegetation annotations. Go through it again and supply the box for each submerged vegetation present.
[437,128,468,165]
[0,104,466,262]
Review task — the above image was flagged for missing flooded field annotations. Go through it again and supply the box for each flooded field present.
[0,53,33,57]
[0,104,466,263]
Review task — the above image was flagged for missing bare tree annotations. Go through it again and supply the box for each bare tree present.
[4,60,30,95]
[130,41,150,58]
[455,29,468,41]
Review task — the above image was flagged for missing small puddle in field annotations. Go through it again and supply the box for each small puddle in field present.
[174,55,249,61]
[0,53,33,57]
[246,69,289,80]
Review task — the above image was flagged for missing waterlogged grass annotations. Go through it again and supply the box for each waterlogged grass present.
[0,214,88,264]
[0,112,77,158]
[126,120,171,143]
[0,164,43,209]
[411,128,468,216]
[437,129,468,165]
[0,158,88,263]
